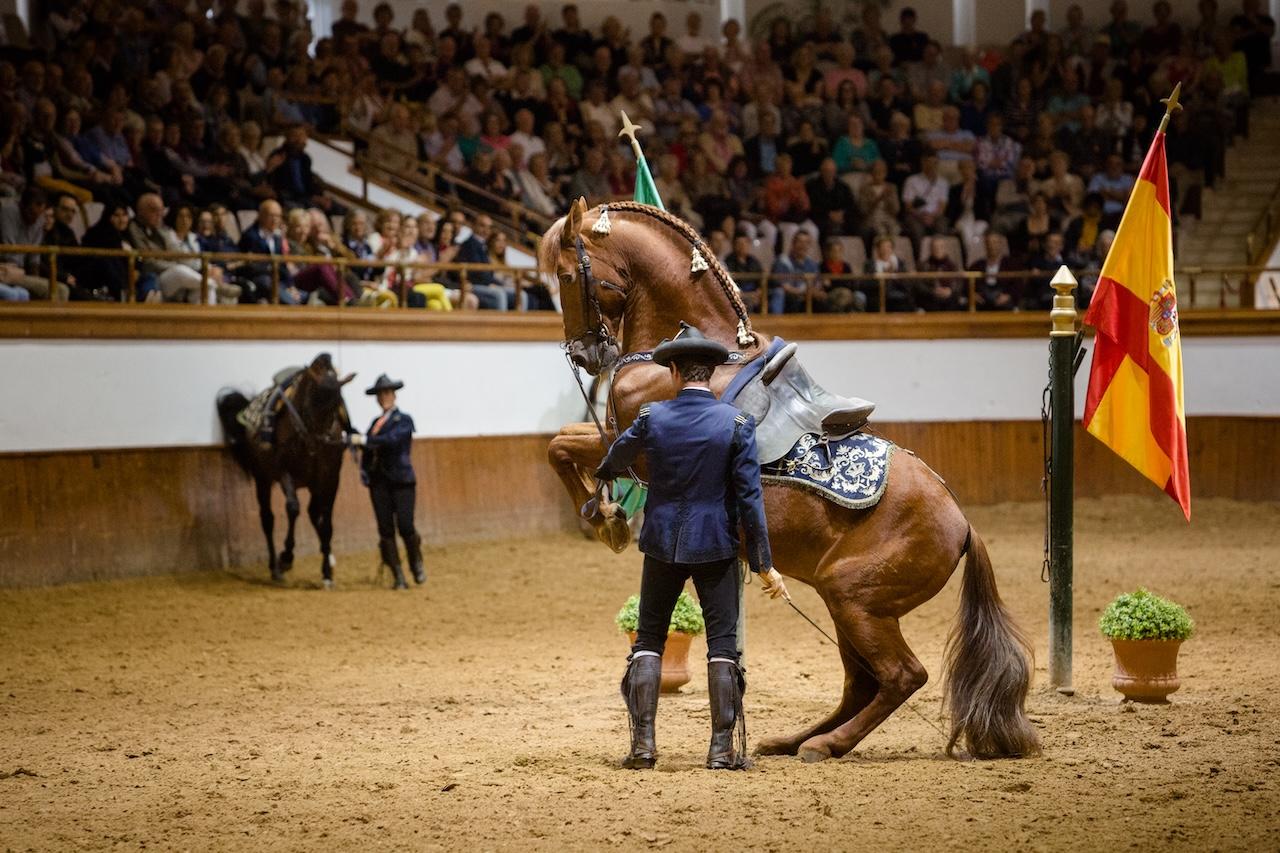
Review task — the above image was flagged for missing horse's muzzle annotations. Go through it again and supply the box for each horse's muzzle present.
[568,338,619,376]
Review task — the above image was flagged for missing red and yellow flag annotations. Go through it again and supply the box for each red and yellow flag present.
[1083,130,1190,519]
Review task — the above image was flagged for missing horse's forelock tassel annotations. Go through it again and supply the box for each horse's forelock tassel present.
[737,320,752,347]
[592,206,612,235]
[690,247,709,273]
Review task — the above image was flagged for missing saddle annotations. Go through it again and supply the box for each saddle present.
[733,343,875,465]
[236,366,305,446]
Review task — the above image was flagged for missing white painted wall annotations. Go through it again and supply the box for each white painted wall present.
[1,335,1275,452]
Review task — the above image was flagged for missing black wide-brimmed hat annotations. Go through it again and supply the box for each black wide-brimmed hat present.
[365,374,404,395]
[652,322,730,367]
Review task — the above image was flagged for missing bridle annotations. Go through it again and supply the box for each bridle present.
[565,235,624,360]
[281,373,347,457]
[562,236,643,499]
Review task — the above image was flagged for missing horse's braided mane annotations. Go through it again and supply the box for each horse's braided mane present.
[598,201,754,339]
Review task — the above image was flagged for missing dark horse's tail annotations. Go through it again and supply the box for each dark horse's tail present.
[216,389,254,477]
[943,526,1041,759]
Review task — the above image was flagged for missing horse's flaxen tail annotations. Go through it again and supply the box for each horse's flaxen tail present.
[943,525,1041,759]
[216,389,254,477]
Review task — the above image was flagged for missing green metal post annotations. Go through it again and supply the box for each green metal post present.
[1048,265,1079,693]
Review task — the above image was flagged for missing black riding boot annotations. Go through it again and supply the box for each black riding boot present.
[379,537,407,590]
[707,659,750,770]
[620,654,661,769]
[406,533,425,585]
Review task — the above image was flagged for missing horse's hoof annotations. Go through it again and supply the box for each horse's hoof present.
[754,736,800,757]
[278,554,294,573]
[597,515,631,553]
[322,579,335,591]
[269,570,284,584]
[798,742,833,763]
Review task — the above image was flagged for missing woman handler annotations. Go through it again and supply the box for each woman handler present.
[349,374,425,589]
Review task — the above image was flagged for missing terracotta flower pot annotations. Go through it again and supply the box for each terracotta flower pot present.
[627,631,695,693]
[1111,639,1183,703]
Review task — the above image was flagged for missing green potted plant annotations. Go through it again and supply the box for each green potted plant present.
[1099,588,1194,703]
[615,591,705,693]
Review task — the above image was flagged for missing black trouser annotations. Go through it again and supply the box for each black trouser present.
[633,555,740,663]
[368,478,418,544]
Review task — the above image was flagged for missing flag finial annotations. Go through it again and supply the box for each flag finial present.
[618,110,643,160]
[1159,83,1183,133]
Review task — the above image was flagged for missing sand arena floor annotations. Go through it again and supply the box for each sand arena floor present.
[1,496,1278,851]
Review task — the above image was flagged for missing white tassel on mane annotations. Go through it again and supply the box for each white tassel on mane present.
[592,206,612,235]
[690,248,709,273]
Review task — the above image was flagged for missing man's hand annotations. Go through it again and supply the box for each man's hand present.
[758,567,790,601]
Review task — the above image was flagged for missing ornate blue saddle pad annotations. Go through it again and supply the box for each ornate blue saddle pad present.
[760,432,895,510]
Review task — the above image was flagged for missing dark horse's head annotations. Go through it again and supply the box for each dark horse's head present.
[295,352,356,427]
[539,197,629,376]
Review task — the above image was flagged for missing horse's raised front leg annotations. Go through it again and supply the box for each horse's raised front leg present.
[279,474,300,574]
[797,612,928,763]
[256,476,279,582]
[547,424,630,553]
[755,628,878,756]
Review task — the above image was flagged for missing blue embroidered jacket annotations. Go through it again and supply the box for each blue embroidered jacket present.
[360,408,416,486]
[596,388,773,573]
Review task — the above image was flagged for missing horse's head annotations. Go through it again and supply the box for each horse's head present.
[540,197,628,376]
[300,352,355,413]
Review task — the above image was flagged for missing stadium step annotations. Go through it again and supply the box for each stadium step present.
[1176,97,1280,306]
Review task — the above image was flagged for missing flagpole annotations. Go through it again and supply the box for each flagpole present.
[1048,265,1079,694]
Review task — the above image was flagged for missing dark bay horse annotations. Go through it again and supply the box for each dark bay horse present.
[540,199,1040,761]
[216,353,354,588]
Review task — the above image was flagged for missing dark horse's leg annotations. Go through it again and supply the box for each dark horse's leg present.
[755,630,879,756]
[278,474,300,574]
[255,476,279,582]
[308,487,337,589]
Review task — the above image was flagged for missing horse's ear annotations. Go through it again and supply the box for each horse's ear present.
[338,372,356,386]
[560,197,586,248]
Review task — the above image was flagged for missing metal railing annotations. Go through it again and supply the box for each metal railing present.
[2,244,1277,313]
[1245,183,1280,276]
[332,124,556,248]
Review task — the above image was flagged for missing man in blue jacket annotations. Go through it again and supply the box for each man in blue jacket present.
[595,323,788,771]
[349,374,424,590]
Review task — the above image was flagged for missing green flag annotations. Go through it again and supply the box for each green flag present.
[633,153,664,210]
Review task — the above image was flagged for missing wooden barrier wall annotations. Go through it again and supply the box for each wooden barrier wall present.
[0,434,576,588]
[2,416,1275,588]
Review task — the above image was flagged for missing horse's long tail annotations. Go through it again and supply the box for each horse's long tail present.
[943,525,1040,759]
[216,389,254,477]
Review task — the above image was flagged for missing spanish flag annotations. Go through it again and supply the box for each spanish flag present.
[1082,121,1190,520]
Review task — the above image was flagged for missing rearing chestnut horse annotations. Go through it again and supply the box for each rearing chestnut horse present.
[541,199,1040,761]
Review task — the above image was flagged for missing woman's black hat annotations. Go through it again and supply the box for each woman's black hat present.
[365,374,404,395]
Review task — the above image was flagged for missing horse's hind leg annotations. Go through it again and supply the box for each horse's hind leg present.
[278,475,300,574]
[309,489,336,589]
[756,633,877,756]
[254,477,281,582]
[797,612,928,763]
